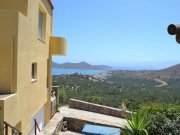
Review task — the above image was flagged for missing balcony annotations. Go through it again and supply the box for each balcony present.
[50,37,67,56]
[0,0,28,16]
[0,94,19,125]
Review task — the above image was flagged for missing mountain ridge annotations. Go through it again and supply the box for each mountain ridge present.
[52,61,111,70]
[109,63,180,80]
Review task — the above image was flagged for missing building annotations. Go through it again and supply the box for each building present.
[0,0,66,134]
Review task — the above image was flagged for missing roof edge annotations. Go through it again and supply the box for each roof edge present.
[47,0,54,9]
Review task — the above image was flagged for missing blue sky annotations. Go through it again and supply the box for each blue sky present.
[51,0,180,69]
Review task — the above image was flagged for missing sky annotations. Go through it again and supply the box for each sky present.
[51,0,180,69]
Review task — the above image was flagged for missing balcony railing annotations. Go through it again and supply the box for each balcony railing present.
[4,121,22,135]
[34,119,41,135]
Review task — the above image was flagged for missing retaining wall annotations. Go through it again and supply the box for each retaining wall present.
[69,99,131,118]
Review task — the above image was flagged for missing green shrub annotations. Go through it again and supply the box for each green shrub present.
[124,110,151,135]
[140,103,180,135]
[91,96,102,104]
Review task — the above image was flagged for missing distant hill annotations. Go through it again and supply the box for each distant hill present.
[161,64,180,74]
[157,64,180,79]
[52,61,111,70]
[110,63,180,80]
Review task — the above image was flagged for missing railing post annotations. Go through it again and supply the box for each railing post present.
[34,119,41,135]
[5,123,8,135]
[34,119,37,135]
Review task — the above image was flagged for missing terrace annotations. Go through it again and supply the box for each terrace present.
[40,99,130,135]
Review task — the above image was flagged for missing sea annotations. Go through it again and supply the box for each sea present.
[52,68,106,75]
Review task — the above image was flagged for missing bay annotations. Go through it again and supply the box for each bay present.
[52,68,106,75]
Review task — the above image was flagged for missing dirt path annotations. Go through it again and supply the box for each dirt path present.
[154,78,168,87]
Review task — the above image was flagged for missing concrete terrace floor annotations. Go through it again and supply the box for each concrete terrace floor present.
[60,131,83,135]
[59,106,126,130]
[40,106,126,135]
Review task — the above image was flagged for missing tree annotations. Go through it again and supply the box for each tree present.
[59,86,67,104]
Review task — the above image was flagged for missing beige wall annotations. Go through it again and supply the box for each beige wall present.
[0,11,18,94]
[0,0,53,134]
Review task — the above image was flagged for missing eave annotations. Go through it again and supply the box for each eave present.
[47,0,54,10]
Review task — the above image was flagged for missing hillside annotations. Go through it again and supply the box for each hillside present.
[160,64,180,77]
[53,63,180,110]
[52,61,111,70]
[108,63,180,80]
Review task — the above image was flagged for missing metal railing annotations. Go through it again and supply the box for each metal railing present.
[4,121,22,135]
[3,119,41,135]
[34,119,40,135]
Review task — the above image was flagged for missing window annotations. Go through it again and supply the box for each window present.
[38,10,43,39]
[32,63,37,81]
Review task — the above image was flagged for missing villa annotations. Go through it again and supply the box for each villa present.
[0,0,66,134]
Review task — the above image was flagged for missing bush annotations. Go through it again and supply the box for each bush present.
[140,103,180,135]
[59,86,67,104]
[91,96,102,104]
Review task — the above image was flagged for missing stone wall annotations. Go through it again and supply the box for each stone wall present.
[69,99,131,118]
[63,117,122,133]
[39,112,63,135]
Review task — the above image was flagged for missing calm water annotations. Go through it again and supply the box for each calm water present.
[52,68,106,75]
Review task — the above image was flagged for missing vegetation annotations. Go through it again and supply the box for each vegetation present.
[124,110,151,135]
[53,73,180,109]
[58,86,67,105]
[140,103,180,135]
[53,65,180,134]
[91,96,102,104]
